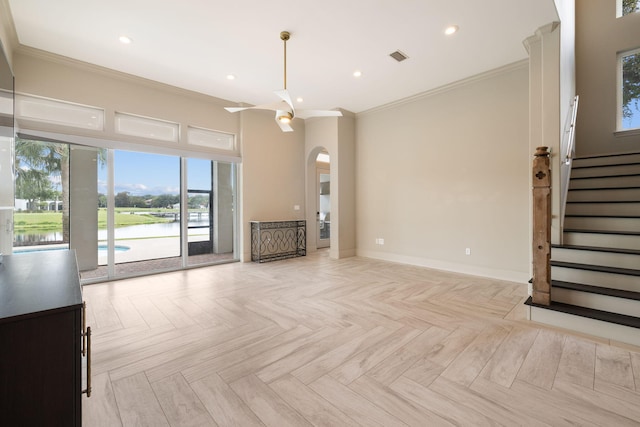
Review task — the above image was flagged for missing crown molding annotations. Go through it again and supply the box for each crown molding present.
[15,44,234,107]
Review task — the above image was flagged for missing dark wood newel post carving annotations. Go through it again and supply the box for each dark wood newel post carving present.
[532,146,551,305]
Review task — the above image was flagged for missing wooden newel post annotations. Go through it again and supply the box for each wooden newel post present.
[532,146,551,305]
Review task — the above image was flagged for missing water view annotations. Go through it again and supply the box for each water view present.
[15,219,209,244]
[12,142,236,279]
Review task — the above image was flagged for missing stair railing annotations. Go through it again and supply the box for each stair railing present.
[560,95,579,232]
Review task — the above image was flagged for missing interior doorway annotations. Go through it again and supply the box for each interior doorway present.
[317,152,330,249]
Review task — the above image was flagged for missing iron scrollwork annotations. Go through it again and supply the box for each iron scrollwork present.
[251,220,306,262]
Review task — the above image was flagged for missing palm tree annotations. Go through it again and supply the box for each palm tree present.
[16,139,107,244]
[15,138,69,242]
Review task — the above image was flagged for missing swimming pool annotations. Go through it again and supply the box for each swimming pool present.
[14,245,130,254]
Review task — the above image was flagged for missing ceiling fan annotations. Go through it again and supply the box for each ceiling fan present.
[224,31,343,132]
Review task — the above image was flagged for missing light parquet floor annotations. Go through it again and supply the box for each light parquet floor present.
[82,251,640,426]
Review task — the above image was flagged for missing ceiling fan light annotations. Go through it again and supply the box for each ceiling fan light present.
[277,112,293,123]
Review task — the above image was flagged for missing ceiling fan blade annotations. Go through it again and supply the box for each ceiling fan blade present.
[295,109,343,119]
[224,107,250,113]
[224,100,287,113]
[274,89,295,111]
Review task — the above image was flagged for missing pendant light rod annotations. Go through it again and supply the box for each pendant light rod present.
[280,31,290,90]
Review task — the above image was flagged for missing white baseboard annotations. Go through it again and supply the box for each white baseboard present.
[356,250,529,284]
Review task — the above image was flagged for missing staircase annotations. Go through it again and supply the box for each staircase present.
[527,152,640,346]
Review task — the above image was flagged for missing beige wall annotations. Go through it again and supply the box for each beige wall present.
[555,0,576,113]
[305,118,338,253]
[14,48,238,155]
[576,0,640,155]
[355,63,531,282]
[240,109,306,261]
[336,113,356,258]
[304,112,356,259]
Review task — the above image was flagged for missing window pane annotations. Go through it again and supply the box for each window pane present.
[622,0,640,15]
[13,138,69,250]
[188,127,235,151]
[187,158,236,266]
[622,52,640,130]
[111,150,182,275]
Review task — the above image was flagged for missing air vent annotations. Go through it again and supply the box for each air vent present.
[389,50,409,62]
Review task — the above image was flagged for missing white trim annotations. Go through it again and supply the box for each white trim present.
[16,128,242,163]
[616,0,623,17]
[614,128,640,138]
[356,249,529,284]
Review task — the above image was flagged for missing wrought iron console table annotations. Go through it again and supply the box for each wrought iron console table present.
[250,220,306,262]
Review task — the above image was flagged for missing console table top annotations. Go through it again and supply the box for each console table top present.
[0,250,82,323]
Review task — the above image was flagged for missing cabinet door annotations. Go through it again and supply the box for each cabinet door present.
[0,309,81,426]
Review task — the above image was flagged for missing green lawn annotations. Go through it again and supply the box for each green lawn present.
[14,209,174,232]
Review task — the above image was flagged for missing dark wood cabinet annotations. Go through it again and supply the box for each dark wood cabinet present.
[0,250,85,426]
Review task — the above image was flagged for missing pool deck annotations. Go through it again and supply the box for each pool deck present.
[14,237,180,263]
[14,237,235,281]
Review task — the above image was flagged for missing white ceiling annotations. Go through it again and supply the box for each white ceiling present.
[7,0,558,113]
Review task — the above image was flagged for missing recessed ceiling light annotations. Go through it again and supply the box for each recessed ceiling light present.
[353,70,362,78]
[119,35,132,44]
[445,25,459,35]
[226,74,236,80]
[296,97,304,103]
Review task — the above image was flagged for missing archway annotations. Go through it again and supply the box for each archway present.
[304,112,355,259]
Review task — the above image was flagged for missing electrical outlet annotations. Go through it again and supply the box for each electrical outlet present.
[379,238,384,245]
[465,248,471,255]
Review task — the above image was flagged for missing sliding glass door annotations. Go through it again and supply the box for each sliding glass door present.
[13,137,238,282]
[13,138,70,250]
[187,158,236,266]
[110,150,181,276]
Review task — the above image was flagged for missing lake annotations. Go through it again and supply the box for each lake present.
[15,221,208,245]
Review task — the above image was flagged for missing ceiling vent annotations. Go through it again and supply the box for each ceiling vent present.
[389,50,409,62]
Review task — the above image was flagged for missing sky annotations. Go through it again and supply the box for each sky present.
[97,150,214,196]
[623,102,640,130]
